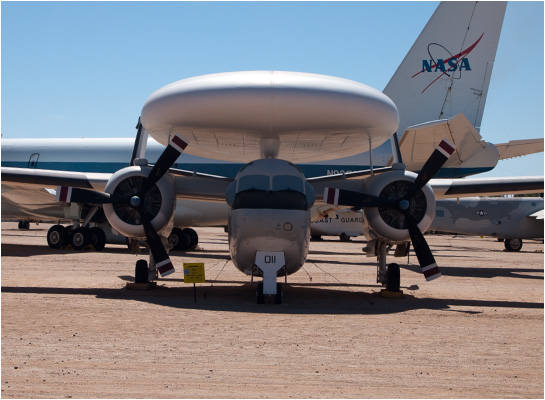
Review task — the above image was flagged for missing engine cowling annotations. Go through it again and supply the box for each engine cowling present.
[362,169,436,243]
[102,166,176,239]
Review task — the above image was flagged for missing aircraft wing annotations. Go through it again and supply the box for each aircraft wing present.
[495,139,545,160]
[430,176,544,199]
[2,167,111,192]
[1,166,230,206]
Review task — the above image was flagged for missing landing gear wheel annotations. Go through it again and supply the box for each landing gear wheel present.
[310,234,322,241]
[257,282,265,304]
[135,259,149,283]
[183,228,199,248]
[71,227,90,250]
[339,233,351,242]
[274,283,283,304]
[47,225,68,249]
[386,263,401,292]
[89,227,107,251]
[505,238,522,252]
[18,220,30,230]
[168,228,191,251]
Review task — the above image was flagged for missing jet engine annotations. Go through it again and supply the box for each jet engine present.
[361,169,435,244]
[102,166,176,239]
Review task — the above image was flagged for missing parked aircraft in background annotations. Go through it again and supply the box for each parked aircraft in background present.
[431,197,543,251]
[310,197,544,252]
[2,2,543,303]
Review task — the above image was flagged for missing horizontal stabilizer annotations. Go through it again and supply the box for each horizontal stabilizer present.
[396,113,496,170]
[529,209,544,220]
[495,139,544,160]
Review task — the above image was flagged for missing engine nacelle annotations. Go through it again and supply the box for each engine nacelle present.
[102,166,176,239]
[362,169,436,244]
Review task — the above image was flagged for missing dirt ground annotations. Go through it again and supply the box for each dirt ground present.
[1,221,543,398]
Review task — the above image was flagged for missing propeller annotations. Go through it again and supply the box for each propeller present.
[57,131,188,277]
[324,139,455,281]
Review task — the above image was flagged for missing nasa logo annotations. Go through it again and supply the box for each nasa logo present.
[412,32,484,94]
[421,58,471,73]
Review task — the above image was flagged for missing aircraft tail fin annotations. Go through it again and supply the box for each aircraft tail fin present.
[384,1,507,136]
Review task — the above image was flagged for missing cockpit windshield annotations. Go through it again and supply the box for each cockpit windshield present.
[272,175,305,193]
[232,174,309,210]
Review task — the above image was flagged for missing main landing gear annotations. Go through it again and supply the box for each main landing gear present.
[133,236,172,285]
[18,220,30,230]
[168,227,199,250]
[365,239,403,294]
[47,224,106,251]
[504,238,523,252]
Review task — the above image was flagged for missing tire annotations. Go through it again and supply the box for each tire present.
[386,263,401,292]
[18,221,30,230]
[47,225,67,249]
[183,228,199,248]
[339,233,351,242]
[71,227,90,250]
[257,282,265,304]
[89,227,106,251]
[169,228,191,251]
[310,234,322,241]
[274,283,283,304]
[505,238,523,252]
[135,259,149,283]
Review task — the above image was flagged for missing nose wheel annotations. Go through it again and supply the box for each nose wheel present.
[257,282,283,304]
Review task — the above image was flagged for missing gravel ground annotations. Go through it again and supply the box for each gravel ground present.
[2,222,543,398]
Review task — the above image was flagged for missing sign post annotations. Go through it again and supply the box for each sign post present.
[183,263,205,303]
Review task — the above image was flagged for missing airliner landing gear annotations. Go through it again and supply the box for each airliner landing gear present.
[46,224,106,251]
[18,220,30,230]
[47,225,69,249]
[168,227,199,250]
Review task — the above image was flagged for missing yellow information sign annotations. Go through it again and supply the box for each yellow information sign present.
[183,263,205,283]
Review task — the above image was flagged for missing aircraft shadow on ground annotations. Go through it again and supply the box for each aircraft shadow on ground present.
[0,243,231,258]
[401,263,544,280]
[2,283,543,315]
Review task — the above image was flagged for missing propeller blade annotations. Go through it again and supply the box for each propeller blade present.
[323,187,392,208]
[141,134,188,193]
[141,216,175,277]
[406,138,456,198]
[405,213,441,281]
[56,186,127,204]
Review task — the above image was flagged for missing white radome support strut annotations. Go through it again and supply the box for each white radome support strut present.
[255,251,285,295]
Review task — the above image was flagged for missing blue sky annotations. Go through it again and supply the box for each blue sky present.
[2,1,543,178]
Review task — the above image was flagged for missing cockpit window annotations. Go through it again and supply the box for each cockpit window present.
[232,190,308,211]
[272,175,305,193]
[237,175,270,192]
